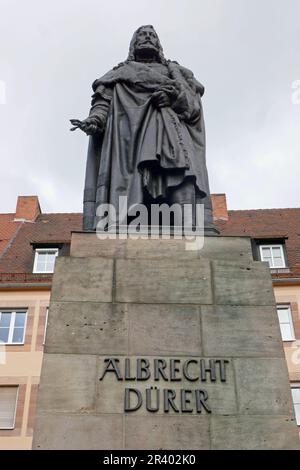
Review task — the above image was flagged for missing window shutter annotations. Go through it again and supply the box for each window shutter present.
[0,386,18,429]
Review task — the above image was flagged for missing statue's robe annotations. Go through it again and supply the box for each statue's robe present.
[83,60,213,230]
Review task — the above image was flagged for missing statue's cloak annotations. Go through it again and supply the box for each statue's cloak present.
[83,61,211,230]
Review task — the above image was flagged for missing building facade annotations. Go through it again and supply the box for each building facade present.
[0,197,81,449]
[212,194,300,438]
[0,194,299,449]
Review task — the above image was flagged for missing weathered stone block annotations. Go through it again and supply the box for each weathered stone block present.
[200,236,252,261]
[37,354,97,413]
[116,258,212,304]
[202,305,284,357]
[71,233,126,258]
[45,302,128,355]
[125,415,210,449]
[33,414,123,450]
[212,260,275,305]
[125,238,199,260]
[234,358,294,415]
[211,415,299,450]
[128,304,201,356]
[70,233,253,262]
[51,257,113,303]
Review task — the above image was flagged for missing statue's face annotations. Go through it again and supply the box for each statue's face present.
[135,26,159,54]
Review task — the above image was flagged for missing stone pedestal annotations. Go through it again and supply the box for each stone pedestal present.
[33,234,299,450]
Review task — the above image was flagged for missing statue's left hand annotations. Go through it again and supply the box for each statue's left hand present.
[151,91,171,109]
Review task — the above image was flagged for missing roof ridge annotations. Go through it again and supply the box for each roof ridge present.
[229,207,300,212]
[39,212,83,216]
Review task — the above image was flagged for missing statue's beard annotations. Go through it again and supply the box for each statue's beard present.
[134,44,159,61]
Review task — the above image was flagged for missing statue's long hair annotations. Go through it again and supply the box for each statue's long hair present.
[127,25,167,64]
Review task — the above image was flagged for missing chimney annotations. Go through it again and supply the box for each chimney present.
[211,193,228,221]
[14,196,41,222]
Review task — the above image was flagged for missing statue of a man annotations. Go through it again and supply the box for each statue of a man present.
[71,25,215,232]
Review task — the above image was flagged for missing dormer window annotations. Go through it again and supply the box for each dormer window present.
[259,244,286,268]
[252,238,289,271]
[33,248,58,273]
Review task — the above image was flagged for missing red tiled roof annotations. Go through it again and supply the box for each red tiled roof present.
[216,208,300,278]
[0,214,22,258]
[0,206,299,283]
[0,213,82,279]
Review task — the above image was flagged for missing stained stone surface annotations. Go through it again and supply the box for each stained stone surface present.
[211,415,299,450]
[33,234,300,450]
[125,415,210,450]
[45,302,128,355]
[201,305,284,357]
[115,258,212,304]
[212,259,275,306]
[34,414,123,450]
[51,257,113,303]
[127,304,201,356]
[36,354,97,413]
[234,358,294,415]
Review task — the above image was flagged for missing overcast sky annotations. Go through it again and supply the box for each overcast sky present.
[0,0,299,213]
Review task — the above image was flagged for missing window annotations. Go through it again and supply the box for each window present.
[291,386,300,425]
[33,248,58,273]
[0,311,27,344]
[276,305,295,341]
[259,244,286,268]
[0,386,18,429]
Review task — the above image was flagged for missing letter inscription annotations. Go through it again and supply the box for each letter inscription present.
[99,357,230,414]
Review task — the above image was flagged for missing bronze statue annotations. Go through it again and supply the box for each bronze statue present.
[71,25,215,232]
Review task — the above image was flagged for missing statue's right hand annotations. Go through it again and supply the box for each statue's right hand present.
[70,118,100,135]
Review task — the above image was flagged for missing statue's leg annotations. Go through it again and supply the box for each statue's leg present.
[168,180,196,228]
